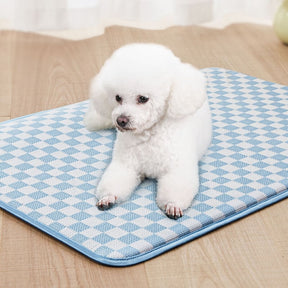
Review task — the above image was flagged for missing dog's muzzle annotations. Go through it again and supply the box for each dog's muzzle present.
[116,115,129,128]
[115,115,135,132]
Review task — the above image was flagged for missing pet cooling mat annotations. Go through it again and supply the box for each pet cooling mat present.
[1,68,288,266]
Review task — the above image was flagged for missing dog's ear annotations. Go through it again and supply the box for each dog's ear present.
[167,64,207,119]
[84,75,114,131]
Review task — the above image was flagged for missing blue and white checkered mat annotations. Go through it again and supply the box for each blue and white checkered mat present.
[0,68,287,266]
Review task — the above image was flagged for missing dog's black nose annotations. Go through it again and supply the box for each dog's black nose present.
[116,115,129,128]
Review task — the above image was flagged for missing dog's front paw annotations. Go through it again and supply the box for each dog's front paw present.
[96,195,117,210]
[165,203,183,220]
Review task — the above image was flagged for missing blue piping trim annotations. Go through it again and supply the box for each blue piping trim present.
[1,189,287,267]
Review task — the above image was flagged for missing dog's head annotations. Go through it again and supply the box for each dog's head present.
[90,43,206,134]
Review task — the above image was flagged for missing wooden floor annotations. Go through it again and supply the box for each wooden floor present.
[0,24,288,287]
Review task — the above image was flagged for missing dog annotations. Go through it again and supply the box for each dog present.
[84,43,212,219]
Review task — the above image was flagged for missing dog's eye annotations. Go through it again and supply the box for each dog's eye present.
[115,95,122,103]
[137,95,149,104]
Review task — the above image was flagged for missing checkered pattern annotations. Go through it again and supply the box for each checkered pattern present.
[0,68,288,265]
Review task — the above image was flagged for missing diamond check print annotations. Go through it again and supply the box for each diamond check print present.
[0,68,287,266]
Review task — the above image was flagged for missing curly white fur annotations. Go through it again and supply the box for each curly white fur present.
[84,43,212,219]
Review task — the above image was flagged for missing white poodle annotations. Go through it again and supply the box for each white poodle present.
[84,43,212,219]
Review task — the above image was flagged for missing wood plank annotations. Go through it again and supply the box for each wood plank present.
[0,116,10,122]
[0,31,13,116]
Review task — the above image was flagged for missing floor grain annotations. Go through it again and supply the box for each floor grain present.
[0,24,288,288]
